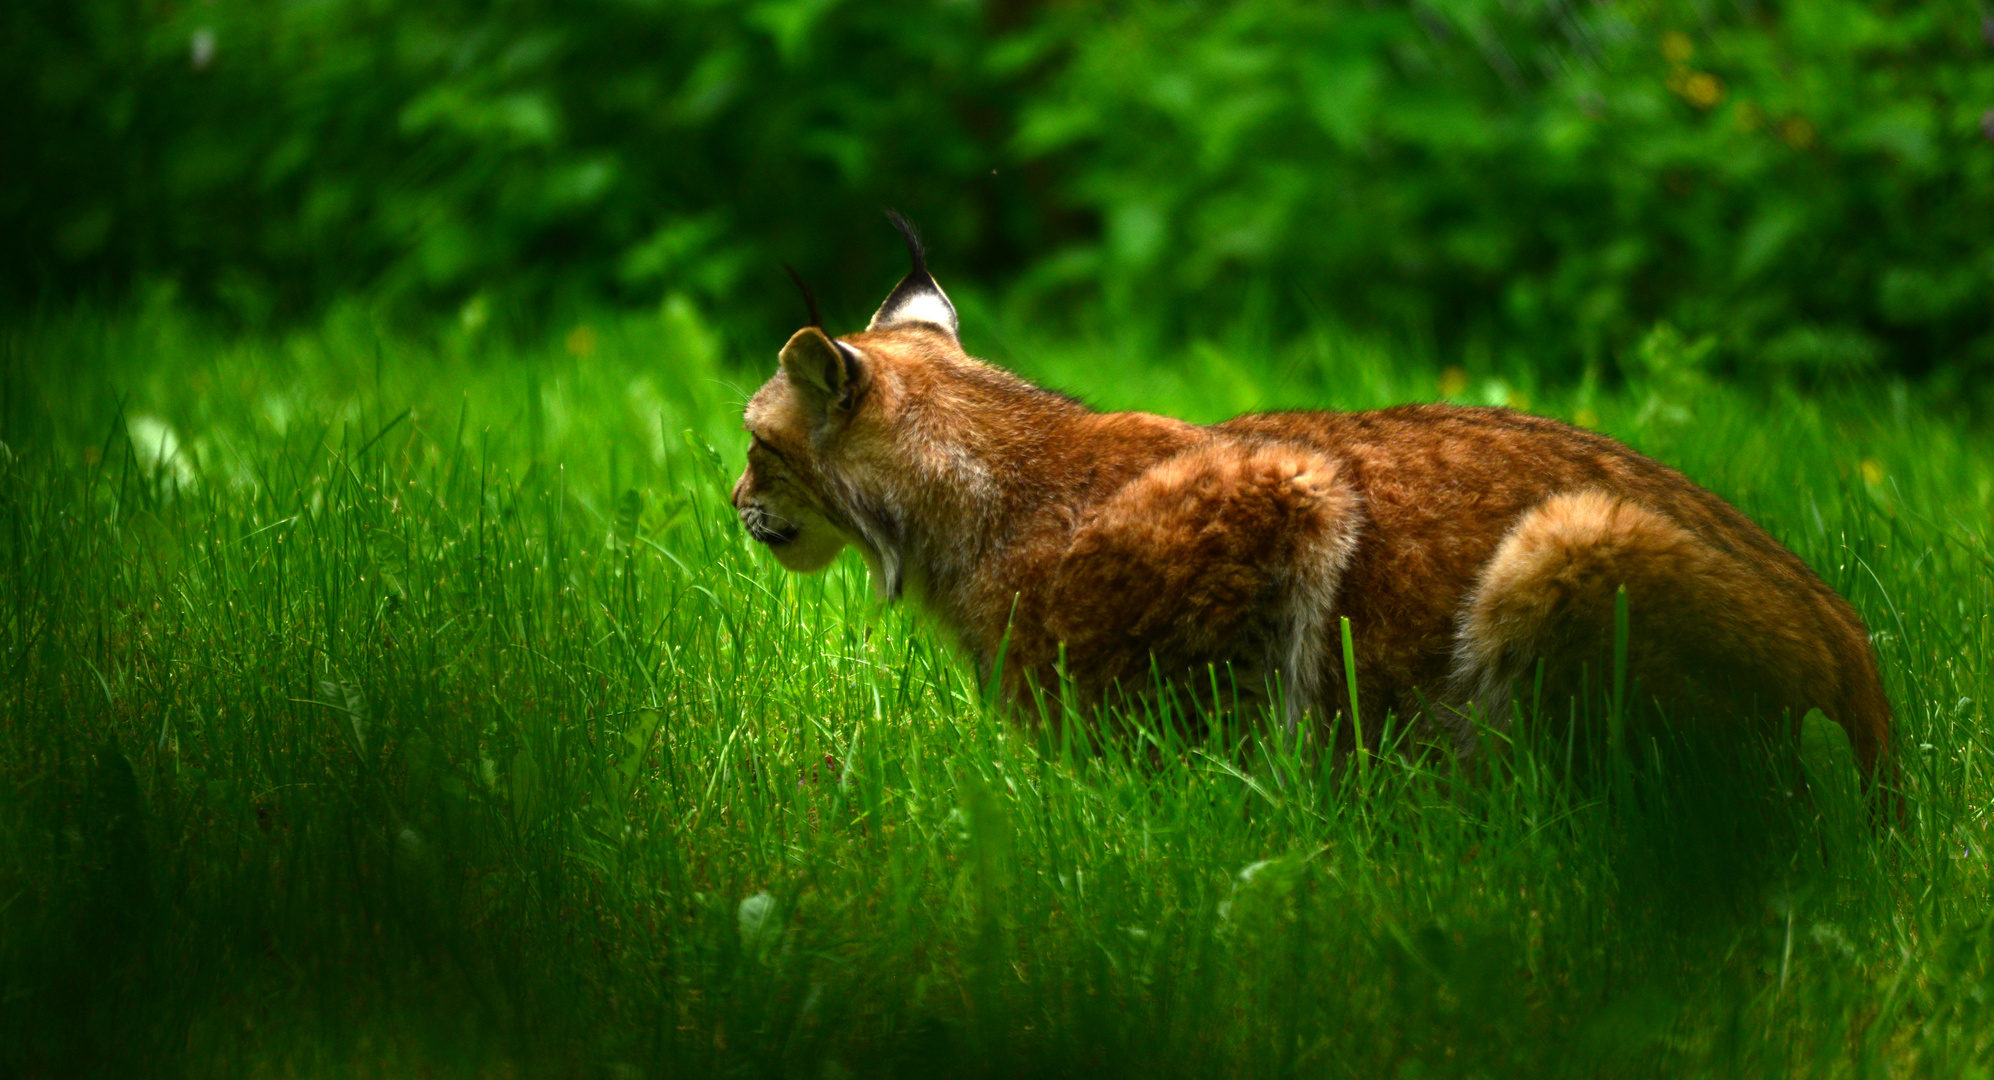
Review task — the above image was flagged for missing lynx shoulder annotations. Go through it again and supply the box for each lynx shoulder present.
[731,217,1892,778]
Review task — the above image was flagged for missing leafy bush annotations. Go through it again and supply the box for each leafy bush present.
[1021,0,1994,376]
[6,0,1992,377]
[4,0,1029,329]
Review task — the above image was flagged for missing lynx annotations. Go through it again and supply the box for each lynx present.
[732,217,1892,778]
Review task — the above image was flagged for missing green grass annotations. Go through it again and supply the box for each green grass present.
[2,300,1991,1078]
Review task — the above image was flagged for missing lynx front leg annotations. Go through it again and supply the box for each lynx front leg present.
[1041,441,1362,733]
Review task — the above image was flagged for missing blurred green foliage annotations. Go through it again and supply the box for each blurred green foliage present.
[7,0,1993,376]
[6,0,1028,331]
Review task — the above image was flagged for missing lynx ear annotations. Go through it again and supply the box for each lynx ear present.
[867,211,959,342]
[779,326,867,412]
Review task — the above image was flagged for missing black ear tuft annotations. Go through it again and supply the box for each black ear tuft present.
[868,212,960,341]
[885,211,929,277]
[782,263,822,328]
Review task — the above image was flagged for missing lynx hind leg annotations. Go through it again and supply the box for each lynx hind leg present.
[1446,490,1817,761]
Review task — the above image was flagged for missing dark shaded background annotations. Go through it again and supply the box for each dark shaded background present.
[7,0,1992,378]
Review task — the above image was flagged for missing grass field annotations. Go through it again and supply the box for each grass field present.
[2,300,1991,1078]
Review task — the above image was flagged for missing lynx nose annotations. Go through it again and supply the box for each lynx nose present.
[738,503,799,547]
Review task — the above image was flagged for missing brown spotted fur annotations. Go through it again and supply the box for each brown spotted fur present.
[731,233,1893,780]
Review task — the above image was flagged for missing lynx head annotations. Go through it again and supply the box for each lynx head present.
[732,214,963,589]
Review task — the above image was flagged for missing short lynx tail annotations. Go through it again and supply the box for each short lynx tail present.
[1448,490,1891,779]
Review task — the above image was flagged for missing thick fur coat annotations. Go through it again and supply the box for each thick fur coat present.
[732,219,1892,777]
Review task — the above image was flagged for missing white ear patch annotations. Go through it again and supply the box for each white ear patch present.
[873,285,958,335]
[869,214,961,342]
[868,272,959,341]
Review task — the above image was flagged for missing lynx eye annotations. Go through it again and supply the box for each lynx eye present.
[749,433,792,469]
